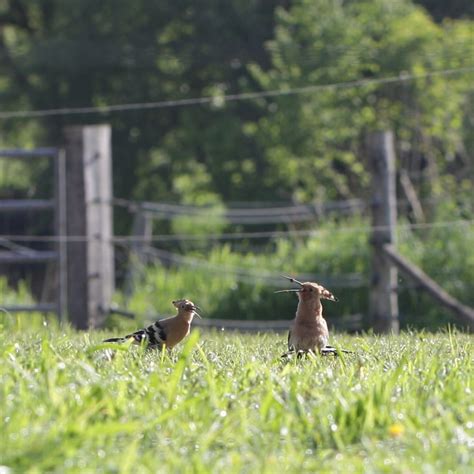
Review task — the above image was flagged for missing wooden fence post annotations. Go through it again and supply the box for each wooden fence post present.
[124,207,153,297]
[55,148,68,321]
[368,131,399,333]
[63,125,114,329]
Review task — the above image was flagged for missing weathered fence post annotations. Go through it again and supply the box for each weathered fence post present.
[63,125,114,329]
[55,148,68,321]
[124,207,153,297]
[368,131,399,333]
[130,208,153,264]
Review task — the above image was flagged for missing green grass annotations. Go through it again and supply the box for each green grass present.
[1,321,473,473]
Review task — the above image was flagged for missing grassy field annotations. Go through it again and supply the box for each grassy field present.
[1,320,473,473]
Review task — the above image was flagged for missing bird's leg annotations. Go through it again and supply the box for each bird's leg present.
[321,346,339,356]
[321,345,354,356]
[281,350,295,359]
[281,349,316,360]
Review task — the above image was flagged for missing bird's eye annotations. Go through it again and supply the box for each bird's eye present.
[181,304,185,308]
[309,288,313,292]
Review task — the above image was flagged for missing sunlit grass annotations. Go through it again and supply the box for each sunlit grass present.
[1,321,472,473]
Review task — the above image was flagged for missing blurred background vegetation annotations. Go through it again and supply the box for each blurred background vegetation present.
[0,0,473,329]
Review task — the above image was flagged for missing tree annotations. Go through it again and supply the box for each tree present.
[0,0,289,226]
[248,0,473,206]
[0,0,472,219]
[414,0,474,22]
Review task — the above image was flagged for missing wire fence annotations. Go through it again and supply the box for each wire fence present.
[0,218,472,243]
[2,192,473,326]
[141,246,366,288]
[0,66,472,119]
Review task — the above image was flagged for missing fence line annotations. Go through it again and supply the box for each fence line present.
[142,247,365,288]
[0,218,472,243]
[115,197,446,225]
[192,315,363,333]
[112,196,443,216]
[117,198,365,216]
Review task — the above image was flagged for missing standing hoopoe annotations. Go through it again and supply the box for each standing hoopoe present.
[103,299,201,350]
[276,276,345,356]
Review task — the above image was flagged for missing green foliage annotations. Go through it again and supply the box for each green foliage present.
[249,0,474,202]
[1,325,473,472]
[0,276,34,306]
[118,216,473,330]
[399,218,474,327]
[117,217,369,325]
[0,0,287,221]
[0,277,60,332]
[1,0,472,214]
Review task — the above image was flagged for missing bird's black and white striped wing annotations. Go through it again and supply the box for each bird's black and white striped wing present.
[144,321,167,348]
[104,321,167,349]
[126,321,167,349]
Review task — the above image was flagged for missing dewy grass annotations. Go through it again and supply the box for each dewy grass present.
[0,325,473,473]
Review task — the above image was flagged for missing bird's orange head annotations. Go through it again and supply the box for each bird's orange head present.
[172,299,202,317]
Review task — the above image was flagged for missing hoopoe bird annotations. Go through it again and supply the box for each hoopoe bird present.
[103,299,201,350]
[276,276,348,357]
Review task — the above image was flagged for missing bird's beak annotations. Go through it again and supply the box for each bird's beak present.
[276,276,303,294]
[282,275,303,286]
[192,305,202,318]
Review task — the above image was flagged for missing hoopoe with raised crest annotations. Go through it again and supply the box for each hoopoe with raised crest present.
[276,276,350,357]
[103,299,201,350]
